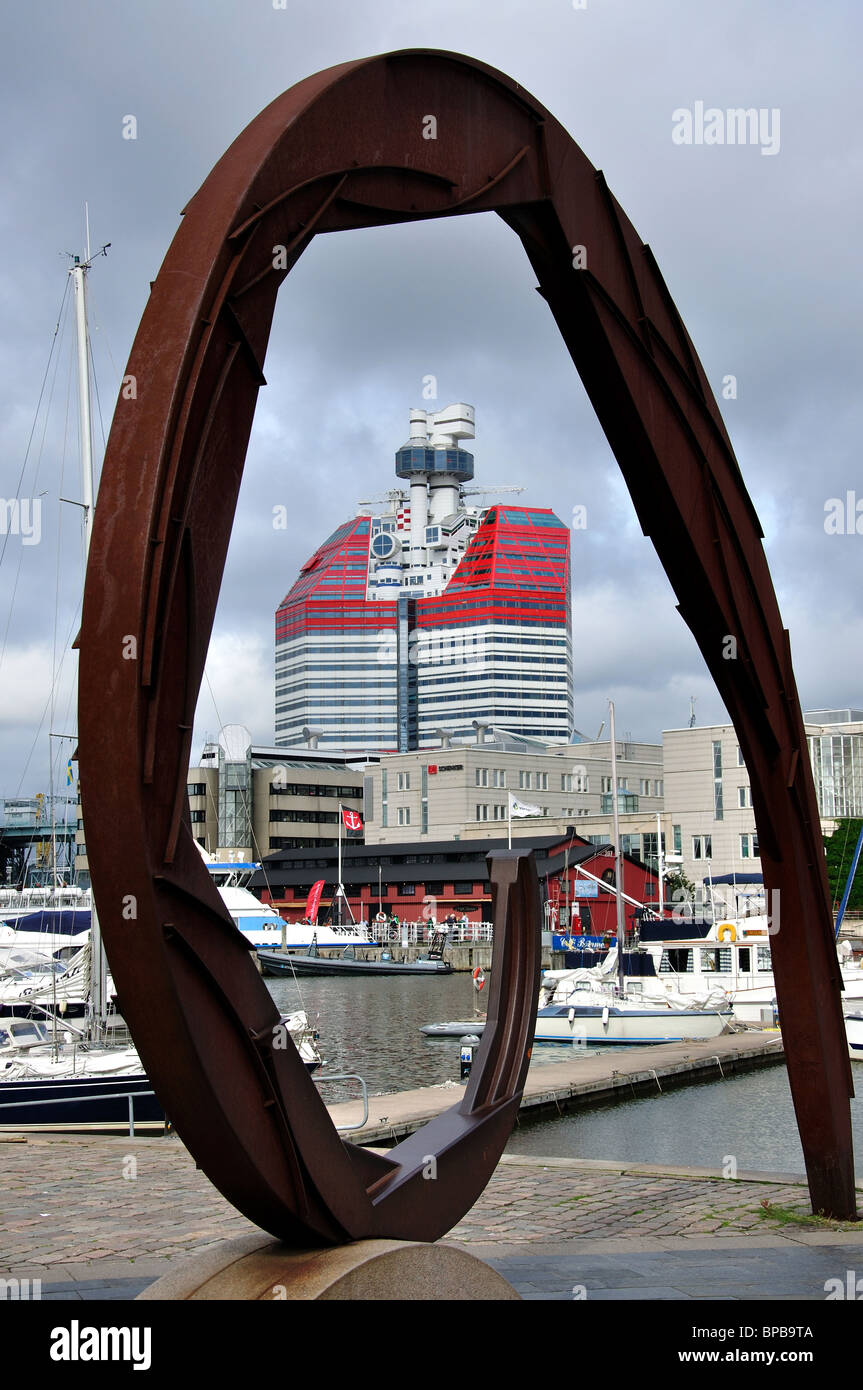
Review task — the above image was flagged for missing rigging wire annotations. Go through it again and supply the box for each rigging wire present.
[0,284,73,681]
[0,276,70,575]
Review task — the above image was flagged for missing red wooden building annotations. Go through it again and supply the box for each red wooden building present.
[252,829,661,932]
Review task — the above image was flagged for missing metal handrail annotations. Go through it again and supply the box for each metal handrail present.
[313,1072,369,1131]
[0,1086,158,1137]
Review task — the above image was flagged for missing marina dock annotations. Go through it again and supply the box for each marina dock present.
[329,1028,785,1144]
[2,1025,861,1307]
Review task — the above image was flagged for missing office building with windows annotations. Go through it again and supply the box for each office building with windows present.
[274,403,574,753]
[662,710,863,892]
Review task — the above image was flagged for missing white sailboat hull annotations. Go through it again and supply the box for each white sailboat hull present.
[535,1000,732,1045]
[846,1013,863,1062]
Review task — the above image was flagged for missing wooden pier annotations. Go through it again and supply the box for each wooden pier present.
[327,1029,785,1145]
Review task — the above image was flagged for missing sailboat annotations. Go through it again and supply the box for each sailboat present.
[534,701,733,1045]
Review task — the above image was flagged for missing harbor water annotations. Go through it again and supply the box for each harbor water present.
[507,1062,863,1176]
[265,971,863,1177]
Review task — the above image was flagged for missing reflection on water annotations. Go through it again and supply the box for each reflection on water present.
[267,971,485,1103]
[267,972,638,1103]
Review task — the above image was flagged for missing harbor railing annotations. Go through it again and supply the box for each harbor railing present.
[0,1087,163,1138]
[368,921,494,945]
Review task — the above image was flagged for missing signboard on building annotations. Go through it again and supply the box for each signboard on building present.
[572,880,599,897]
[553,933,615,951]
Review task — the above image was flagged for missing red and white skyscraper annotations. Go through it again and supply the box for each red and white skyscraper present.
[275,404,573,751]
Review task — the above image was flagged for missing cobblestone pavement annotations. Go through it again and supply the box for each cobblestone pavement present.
[2,1135,860,1272]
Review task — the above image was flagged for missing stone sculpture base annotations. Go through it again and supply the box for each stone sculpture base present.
[137,1233,519,1301]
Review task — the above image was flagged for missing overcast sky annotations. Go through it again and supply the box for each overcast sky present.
[1,0,860,807]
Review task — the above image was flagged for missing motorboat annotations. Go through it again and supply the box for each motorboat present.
[0,910,91,964]
[0,881,376,961]
[633,925,863,1024]
[217,882,377,950]
[260,933,453,977]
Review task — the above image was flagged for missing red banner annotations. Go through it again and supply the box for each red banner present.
[342,808,363,832]
[305,879,325,922]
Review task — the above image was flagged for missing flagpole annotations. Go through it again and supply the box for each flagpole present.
[608,700,627,997]
[508,792,512,850]
[337,802,342,927]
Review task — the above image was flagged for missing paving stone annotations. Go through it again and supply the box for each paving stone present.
[2,1133,860,1300]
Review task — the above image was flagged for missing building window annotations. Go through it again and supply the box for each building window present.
[493,769,506,788]
[493,804,507,820]
[640,779,650,795]
[475,804,489,821]
[617,777,628,790]
[673,824,682,855]
[601,776,612,794]
[397,772,410,791]
[187,783,207,797]
[397,806,411,826]
[713,740,723,821]
[400,883,416,895]
[561,773,572,793]
[574,772,589,794]
[519,771,531,790]
[601,791,639,814]
[736,746,746,767]
[654,780,663,797]
[692,835,713,859]
[738,786,752,808]
[189,810,206,823]
[740,833,760,859]
[475,768,489,787]
[537,772,548,791]
[453,881,474,894]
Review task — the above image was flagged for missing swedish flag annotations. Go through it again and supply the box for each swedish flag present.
[66,759,75,787]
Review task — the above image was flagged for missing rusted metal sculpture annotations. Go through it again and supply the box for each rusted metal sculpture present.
[79,49,856,1228]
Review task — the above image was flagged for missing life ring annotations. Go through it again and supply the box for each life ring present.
[374,912,387,924]
[717,922,737,943]
[472,967,486,991]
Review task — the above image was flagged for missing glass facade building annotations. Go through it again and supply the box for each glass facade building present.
[275,405,574,752]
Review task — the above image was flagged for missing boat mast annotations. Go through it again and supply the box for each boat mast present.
[657,812,664,919]
[69,208,109,1031]
[608,700,627,996]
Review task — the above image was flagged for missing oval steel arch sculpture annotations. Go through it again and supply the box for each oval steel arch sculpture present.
[79,49,856,1231]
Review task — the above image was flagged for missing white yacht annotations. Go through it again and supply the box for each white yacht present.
[203,855,376,951]
[632,925,863,1024]
[0,864,375,958]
